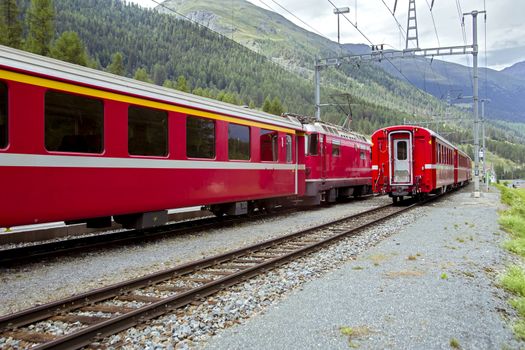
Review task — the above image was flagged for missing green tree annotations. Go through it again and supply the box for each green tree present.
[25,0,55,56]
[107,52,125,76]
[133,67,151,83]
[163,79,175,89]
[248,99,256,109]
[153,63,167,86]
[50,31,88,66]
[0,0,23,49]
[176,75,189,92]
[270,96,284,115]
[262,96,272,113]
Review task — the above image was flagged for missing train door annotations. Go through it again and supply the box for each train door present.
[321,134,327,179]
[389,131,412,185]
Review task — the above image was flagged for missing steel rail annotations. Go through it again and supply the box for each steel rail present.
[0,206,306,265]
[0,195,439,349]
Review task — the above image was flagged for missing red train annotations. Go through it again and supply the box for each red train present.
[0,46,371,229]
[371,125,472,202]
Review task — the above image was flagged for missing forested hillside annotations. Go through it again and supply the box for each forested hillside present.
[1,0,523,178]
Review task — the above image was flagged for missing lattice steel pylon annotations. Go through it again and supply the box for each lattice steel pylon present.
[405,0,419,49]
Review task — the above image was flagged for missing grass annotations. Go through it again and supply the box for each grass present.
[440,272,448,280]
[450,338,461,348]
[497,184,525,340]
[339,326,373,347]
[384,270,424,278]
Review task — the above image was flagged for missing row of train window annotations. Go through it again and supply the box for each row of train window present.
[306,134,366,160]
[0,83,294,162]
[437,144,453,165]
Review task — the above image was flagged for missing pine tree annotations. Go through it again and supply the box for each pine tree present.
[107,52,125,76]
[176,75,189,92]
[25,0,55,56]
[0,0,23,49]
[50,31,88,66]
[270,96,284,115]
[133,67,152,83]
[163,79,174,89]
[262,96,272,113]
[153,63,167,86]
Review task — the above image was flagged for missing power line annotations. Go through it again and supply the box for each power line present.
[378,0,406,42]
[325,0,414,85]
[267,0,330,39]
[424,0,440,46]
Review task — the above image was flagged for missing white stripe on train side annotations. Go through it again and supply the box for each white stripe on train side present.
[0,153,306,171]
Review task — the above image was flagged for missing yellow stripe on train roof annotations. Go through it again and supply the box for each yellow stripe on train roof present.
[0,69,297,134]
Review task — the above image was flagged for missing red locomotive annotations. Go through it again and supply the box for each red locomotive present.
[300,117,372,204]
[371,125,472,202]
[0,46,372,230]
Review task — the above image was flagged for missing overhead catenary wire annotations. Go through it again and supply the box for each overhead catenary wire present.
[267,0,330,39]
[378,0,406,42]
[325,0,414,85]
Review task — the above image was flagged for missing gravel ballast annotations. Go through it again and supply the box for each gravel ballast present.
[0,196,388,315]
[204,190,518,349]
[0,190,516,349]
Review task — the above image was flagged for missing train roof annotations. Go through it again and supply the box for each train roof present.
[284,113,370,144]
[0,45,303,131]
[372,124,458,149]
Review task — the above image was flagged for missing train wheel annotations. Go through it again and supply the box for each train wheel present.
[392,196,399,204]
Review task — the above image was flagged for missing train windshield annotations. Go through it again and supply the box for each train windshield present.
[0,82,7,148]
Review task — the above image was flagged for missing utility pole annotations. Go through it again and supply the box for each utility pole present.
[464,10,483,198]
[334,7,350,48]
[315,10,485,197]
[405,0,419,49]
[481,99,490,192]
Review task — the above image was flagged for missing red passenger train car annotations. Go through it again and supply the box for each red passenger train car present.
[0,46,306,229]
[300,118,372,204]
[371,125,472,202]
[0,46,374,231]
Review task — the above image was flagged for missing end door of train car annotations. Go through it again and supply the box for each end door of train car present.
[389,130,413,191]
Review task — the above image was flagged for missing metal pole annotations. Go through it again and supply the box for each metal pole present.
[482,100,488,191]
[471,11,481,197]
[337,14,340,46]
[315,59,321,120]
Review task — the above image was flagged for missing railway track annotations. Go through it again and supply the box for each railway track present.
[0,196,437,349]
[0,206,306,266]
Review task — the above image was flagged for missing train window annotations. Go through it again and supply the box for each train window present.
[397,141,407,160]
[286,135,293,163]
[260,129,278,162]
[332,142,340,157]
[0,82,7,149]
[308,134,318,155]
[187,116,215,158]
[228,123,250,160]
[45,90,103,153]
[360,151,366,160]
[128,106,168,157]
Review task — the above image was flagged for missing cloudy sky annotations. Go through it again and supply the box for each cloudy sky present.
[129,0,523,71]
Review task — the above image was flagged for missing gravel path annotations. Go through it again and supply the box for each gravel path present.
[204,190,518,350]
[0,196,388,315]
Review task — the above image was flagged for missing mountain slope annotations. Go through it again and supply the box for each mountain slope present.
[502,61,525,81]
[11,0,522,174]
[378,58,525,122]
[159,0,525,124]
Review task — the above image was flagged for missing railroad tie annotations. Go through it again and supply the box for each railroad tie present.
[2,330,57,343]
